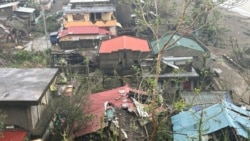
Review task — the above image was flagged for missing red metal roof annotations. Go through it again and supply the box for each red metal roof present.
[74,84,146,137]
[99,35,151,53]
[0,130,27,141]
[58,26,109,38]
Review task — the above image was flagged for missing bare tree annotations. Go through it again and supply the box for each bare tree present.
[117,0,244,140]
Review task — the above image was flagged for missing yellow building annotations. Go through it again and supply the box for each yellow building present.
[63,0,118,36]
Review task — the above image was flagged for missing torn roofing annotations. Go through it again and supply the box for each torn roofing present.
[99,35,151,53]
[171,101,250,141]
[73,84,147,137]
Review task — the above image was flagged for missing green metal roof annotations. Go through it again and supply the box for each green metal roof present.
[150,34,205,54]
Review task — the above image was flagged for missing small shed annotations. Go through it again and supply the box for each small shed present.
[0,68,58,139]
[0,2,19,20]
[14,7,35,26]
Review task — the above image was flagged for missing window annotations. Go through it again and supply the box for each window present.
[90,13,102,22]
[96,13,102,20]
[183,81,191,90]
[73,13,84,21]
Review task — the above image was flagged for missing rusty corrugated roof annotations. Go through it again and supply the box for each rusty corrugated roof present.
[74,84,146,137]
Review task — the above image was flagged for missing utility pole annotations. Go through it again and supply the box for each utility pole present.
[42,9,48,49]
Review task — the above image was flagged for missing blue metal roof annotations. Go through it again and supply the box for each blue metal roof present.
[150,34,205,54]
[171,101,250,141]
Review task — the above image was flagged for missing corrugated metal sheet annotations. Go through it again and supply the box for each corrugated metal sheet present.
[99,35,151,53]
[0,2,19,9]
[150,34,205,54]
[171,101,250,141]
[74,85,146,137]
[14,7,35,13]
[64,5,115,13]
[180,91,233,111]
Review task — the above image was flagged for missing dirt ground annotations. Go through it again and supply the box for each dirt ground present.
[207,8,250,105]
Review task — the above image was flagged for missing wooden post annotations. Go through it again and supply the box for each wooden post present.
[119,113,122,141]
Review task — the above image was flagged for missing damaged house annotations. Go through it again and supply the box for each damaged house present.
[150,34,211,69]
[74,84,149,141]
[0,68,58,140]
[171,101,250,141]
[14,6,35,26]
[142,56,200,102]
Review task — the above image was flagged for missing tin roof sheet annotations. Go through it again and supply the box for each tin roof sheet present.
[150,34,205,54]
[0,2,19,9]
[14,7,35,13]
[171,101,250,141]
[64,5,115,13]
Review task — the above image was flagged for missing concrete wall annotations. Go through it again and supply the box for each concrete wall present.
[59,35,108,41]
[59,39,100,49]
[109,26,116,36]
[66,12,113,22]
[99,50,150,69]
[101,12,112,21]
[67,14,73,22]
[164,46,205,69]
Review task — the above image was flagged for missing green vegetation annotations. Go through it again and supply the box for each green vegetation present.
[9,50,51,68]
[0,110,6,134]
[35,13,61,33]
